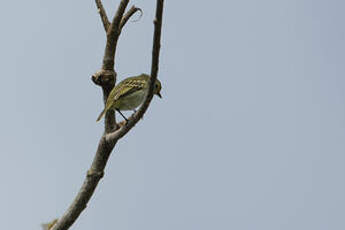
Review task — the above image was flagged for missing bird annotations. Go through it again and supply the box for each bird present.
[96,73,162,122]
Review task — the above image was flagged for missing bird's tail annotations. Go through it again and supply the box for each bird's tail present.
[96,109,106,122]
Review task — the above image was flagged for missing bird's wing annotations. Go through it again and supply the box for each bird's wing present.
[115,79,146,100]
[104,79,146,110]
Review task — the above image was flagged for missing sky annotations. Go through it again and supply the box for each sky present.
[0,0,344,229]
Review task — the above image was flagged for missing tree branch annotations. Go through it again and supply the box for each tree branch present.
[102,0,129,70]
[120,6,143,30]
[95,0,110,31]
[95,0,129,133]
[51,137,115,230]
[49,0,165,229]
[91,69,117,133]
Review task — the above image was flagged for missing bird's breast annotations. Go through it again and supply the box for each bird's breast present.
[115,89,147,110]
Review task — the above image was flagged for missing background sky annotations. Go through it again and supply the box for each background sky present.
[1,0,344,229]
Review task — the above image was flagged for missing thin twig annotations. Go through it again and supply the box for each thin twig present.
[120,6,143,30]
[95,0,110,31]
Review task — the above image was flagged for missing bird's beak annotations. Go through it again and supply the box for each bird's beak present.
[157,92,162,98]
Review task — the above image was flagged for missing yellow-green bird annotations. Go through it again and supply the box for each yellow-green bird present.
[96,73,162,122]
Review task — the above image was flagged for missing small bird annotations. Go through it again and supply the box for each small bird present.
[96,73,162,122]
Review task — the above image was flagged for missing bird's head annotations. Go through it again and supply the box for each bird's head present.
[154,79,162,98]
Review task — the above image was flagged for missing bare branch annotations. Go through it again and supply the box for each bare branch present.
[91,69,116,133]
[95,0,110,31]
[50,1,165,229]
[120,6,143,30]
[51,137,115,230]
[102,0,130,70]
[106,0,164,143]
[95,0,130,132]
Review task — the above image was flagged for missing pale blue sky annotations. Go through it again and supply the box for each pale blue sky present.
[1,0,344,229]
